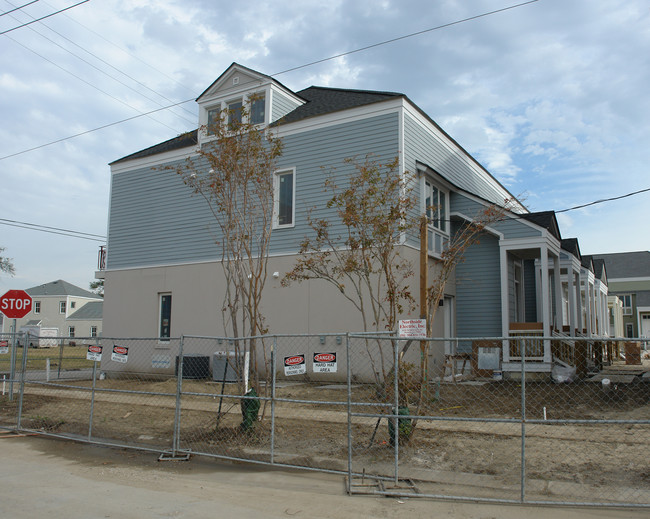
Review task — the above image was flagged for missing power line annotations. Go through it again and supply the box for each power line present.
[0,0,40,17]
[272,0,540,76]
[6,34,186,134]
[0,218,106,242]
[555,187,650,213]
[0,0,538,161]
[0,98,194,161]
[0,0,89,35]
[5,0,197,122]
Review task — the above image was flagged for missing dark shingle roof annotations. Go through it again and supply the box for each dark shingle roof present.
[521,211,561,241]
[561,238,581,259]
[67,301,103,320]
[272,86,403,126]
[591,251,650,279]
[110,130,198,165]
[27,280,101,299]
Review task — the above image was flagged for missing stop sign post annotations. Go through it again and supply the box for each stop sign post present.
[0,290,33,319]
[1,289,32,402]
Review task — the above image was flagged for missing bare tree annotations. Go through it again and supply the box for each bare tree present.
[171,97,283,401]
[283,155,418,387]
[0,247,15,277]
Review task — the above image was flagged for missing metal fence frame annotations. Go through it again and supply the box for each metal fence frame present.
[0,331,648,508]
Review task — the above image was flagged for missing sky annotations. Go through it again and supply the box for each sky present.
[1,0,649,292]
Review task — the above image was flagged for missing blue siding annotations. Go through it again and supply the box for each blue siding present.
[404,113,511,208]
[450,192,542,239]
[271,91,302,122]
[455,230,502,338]
[108,112,400,270]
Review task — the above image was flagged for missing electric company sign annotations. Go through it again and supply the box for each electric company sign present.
[0,290,33,319]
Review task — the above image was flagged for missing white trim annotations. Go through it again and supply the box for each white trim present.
[158,292,172,342]
[609,276,650,283]
[273,167,296,229]
[111,146,198,175]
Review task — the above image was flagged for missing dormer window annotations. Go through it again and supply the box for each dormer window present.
[227,100,243,127]
[204,92,267,137]
[250,95,265,124]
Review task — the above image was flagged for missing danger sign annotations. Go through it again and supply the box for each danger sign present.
[86,345,103,362]
[284,354,306,376]
[313,352,337,373]
[111,345,129,363]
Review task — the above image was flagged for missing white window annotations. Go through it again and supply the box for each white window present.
[422,177,449,256]
[91,326,98,338]
[68,326,75,338]
[59,301,66,314]
[621,294,632,315]
[34,301,41,314]
[274,169,295,228]
[159,293,172,341]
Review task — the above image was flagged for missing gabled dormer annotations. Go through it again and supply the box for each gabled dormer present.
[195,63,304,145]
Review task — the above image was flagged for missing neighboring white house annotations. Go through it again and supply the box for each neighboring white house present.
[10,280,103,341]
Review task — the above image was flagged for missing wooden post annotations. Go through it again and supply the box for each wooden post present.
[420,218,428,383]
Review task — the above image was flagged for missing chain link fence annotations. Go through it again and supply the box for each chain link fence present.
[0,332,648,507]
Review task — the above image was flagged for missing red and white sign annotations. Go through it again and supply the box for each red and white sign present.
[313,352,337,373]
[398,319,427,339]
[87,345,103,362]
[112,345,129,363]
[284,354,306,376]
[0,340,8,354]
[0,290,33,319]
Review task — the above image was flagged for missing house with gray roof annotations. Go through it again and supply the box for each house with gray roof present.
[591,251,650,339]
[99,62,608,379]
[11,280,103,342]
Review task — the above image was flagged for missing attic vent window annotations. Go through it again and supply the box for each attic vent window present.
[232,76,239,85]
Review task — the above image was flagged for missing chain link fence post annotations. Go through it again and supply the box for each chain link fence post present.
[16,334,28,428]
[172,335,185,457]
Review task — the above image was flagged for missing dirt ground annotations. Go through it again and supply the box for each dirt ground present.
[1,366,649,505]
[4,436,649,519]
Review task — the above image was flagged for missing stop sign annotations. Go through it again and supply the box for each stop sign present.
[0,290,33,319]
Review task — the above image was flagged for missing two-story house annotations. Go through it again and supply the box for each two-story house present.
[592,251,650,340]
[100,63,608,378]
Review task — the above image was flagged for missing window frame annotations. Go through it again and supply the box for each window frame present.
[90,326,98,338]
[159,293,172,342]
[420,174,450,258]
[273,168,296,229]
[621,294,633,315]
[203,91,267,138]
[68,326,75,338]
[59,301,66,314]
[33,301,41,314]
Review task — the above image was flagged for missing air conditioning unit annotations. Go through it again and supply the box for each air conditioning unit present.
[212,351,249,385]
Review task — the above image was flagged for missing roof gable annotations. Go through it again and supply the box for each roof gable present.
[521,211,561,241]
[196,63,274,103]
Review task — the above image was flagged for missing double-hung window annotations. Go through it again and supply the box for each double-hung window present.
[274,169,295,228]
[422,177,449,256]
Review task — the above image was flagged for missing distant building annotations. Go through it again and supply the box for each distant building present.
[11,280,103,341]
[591,251,650,339]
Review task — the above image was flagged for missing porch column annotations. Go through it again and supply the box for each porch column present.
[540,245,551,362]
[500,245,510,362]
[553,254,563,333]
[586,279,593,336]
[567,266,576,336]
